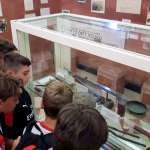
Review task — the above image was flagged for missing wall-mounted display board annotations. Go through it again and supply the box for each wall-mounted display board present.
[146,8,150,26]
[0,0,2,16]
[116,0,142,14]
[24,0,34,11]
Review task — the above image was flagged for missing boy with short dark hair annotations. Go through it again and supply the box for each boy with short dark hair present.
[0,39,17,53]
[0,38,17,70]
[0,52,34,149]
[0,72,20,149]
[53,103,108,150]
[16,80,73,150]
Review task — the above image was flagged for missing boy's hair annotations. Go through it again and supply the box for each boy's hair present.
[42,80,73,119]
[0,72,20,102]
[53,103,108,150]
[4,52,31,71]
[0,39,17,54]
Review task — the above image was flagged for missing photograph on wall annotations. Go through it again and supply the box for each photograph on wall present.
[146,7,150,25]
[24,0,34,11]
[0,0,3,16]
[91,0,105,13]
[0,19,7,33]
[76,0,87,3]
[116,0,141,14]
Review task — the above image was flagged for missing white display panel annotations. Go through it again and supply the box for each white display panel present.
[40,0,48,4]
[24,0,34,11]
[116,0,142,14]
[57,17,125,48]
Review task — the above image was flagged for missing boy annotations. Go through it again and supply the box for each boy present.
[0,38,17,69]
[16,80,73,150]
[53,103,108,150]
[0,52,34,148]
[0,72,20,149]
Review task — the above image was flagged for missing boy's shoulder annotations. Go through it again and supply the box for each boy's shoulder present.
[19,87,32,105]
[14,87,34,124]
[16,121,54,150]
[24,121,53,136]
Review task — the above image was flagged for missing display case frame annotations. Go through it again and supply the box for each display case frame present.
[11,13,150,74]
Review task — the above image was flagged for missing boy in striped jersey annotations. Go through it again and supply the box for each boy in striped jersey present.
[16,80,73,150]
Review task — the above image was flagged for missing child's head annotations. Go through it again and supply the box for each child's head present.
[0,72,20,113]
[42,80,73,119]
[53,103,108,150]
[4,52,31,86]
[0,39,17,69]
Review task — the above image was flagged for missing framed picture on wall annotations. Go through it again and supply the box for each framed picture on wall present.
[91,0,105,13]
[0,19,7,33]
[0,0,3,16]
[146,7,150,26]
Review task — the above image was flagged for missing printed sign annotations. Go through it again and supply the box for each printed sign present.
[57,17,125,48]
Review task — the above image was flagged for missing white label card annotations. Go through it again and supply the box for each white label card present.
[40,8,50,16]
[24,0,34,11]
[40,0,48,4]
[25,13,36,18]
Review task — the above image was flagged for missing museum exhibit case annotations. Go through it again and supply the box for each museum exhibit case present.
[11,13,150,149]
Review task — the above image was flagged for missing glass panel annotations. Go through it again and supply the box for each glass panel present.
[23,14,150,56]
[73,47,150,124]
[25,33,149,125]
[28,34,55,80]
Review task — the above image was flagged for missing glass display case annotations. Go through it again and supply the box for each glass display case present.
[11,13,150,150]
